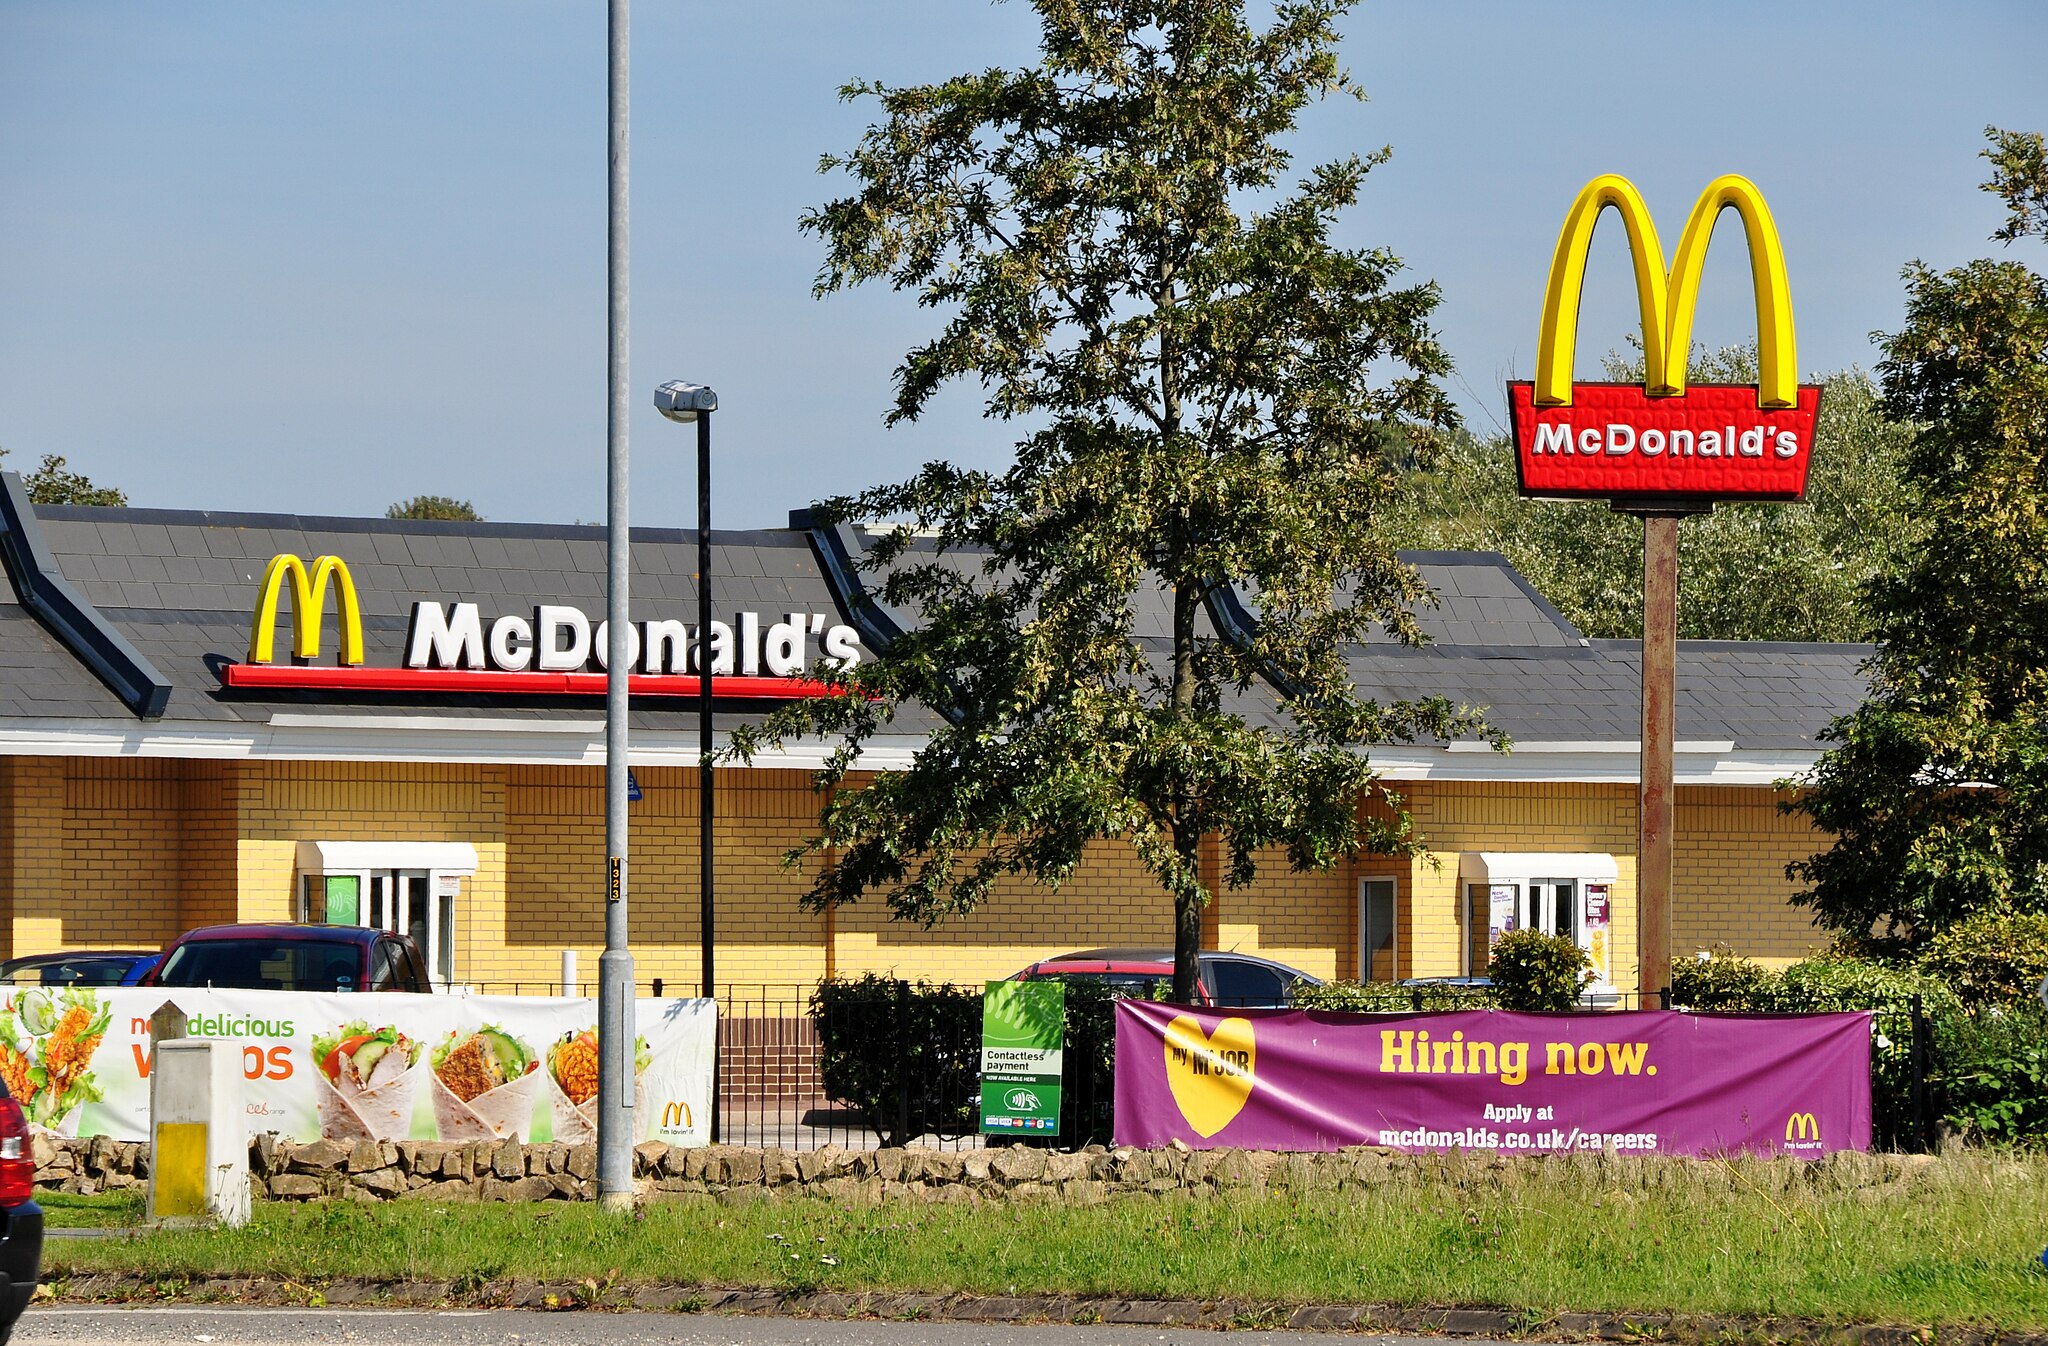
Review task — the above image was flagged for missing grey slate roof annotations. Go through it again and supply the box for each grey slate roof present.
[0,502,1872,752]
[4,505,890,732]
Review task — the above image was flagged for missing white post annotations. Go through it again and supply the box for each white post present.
[562,949,579,998]
[145,1039,249,1227]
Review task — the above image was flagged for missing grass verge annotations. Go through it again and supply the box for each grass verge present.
[38,1153,2048,1329]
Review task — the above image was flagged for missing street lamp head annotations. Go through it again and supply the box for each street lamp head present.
[654,381,718,423]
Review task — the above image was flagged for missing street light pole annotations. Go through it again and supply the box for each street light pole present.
[654,380,719,1140]
[595,0,635,1215]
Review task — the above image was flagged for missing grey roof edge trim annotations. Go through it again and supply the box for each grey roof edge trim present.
[0,474,174,718]
[31,502,792,548]
[1202,584,1310,699]
[791,510,914,654]
[1587,638,1880,658]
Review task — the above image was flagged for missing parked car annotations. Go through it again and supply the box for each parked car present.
[1011,947,1322,1008]
[0,951,158,987]
[147,924,432,993]
[0,1076,43,1344]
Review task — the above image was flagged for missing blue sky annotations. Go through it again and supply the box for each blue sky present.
[2,2,2044,529]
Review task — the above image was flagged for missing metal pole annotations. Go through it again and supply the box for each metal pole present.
[596,0,635,1214]
[697,411,718,1142]
[1636,511,1679,1012]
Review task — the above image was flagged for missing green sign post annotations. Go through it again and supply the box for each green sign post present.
[980,980,1063,1138]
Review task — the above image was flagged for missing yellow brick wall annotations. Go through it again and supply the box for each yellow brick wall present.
[0,758,13,943]
[0,754,1837,987]
[1401,781,1643,994]
[504,765,831,993]
[235,760,509,985]
[1675,785,1831,962]
[8,758,71,955]
[60,760,184,948]
[830,823,1178,987]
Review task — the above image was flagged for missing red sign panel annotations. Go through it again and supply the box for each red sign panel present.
[1509,382,1820,504]
[219,664,841,699]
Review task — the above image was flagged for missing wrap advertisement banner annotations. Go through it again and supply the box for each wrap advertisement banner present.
[1114,1004,1872,1157]
[0,987,715,1146]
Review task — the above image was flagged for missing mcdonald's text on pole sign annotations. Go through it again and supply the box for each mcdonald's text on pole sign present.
[1512,173,1820,506]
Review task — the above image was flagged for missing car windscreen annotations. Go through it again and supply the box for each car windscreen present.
[1033,970,1169,999]
[156,939,363,991]
[0,957,135,986]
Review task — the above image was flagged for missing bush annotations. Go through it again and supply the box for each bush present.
[1775,957,1958,1150]
[1293,980,1499,1012]
[1488,930,1592,1011]
[809,975,981,1148]
[1918,910,2048,1012]
[1669,950,1782,1011]
[1934,1000,2048,1143]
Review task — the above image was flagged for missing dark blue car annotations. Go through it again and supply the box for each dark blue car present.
[0,951,158,988]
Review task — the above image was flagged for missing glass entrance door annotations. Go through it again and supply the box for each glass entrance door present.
[366,870,451,988]
[1520,879,1579,943]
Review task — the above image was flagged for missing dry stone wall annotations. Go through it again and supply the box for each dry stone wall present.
[31,1133,1934,1204]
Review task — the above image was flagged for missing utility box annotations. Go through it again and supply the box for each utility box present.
[145,1039,249,1227]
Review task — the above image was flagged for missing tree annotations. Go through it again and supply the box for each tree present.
[1380,345,1916,642]
[0,447,127,507]
[386,495,482,521]
[1786,127,2048,946]
[732,0,1492,1002]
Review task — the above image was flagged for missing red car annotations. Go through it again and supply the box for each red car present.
[0,1076,42,1343]
[147,924,432,993]
[1010,947,1321,1008]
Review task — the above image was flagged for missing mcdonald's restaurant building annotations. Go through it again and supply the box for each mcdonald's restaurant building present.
[0,474,1868,998]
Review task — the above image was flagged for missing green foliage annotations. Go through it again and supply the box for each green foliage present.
[386,495,482,521]
[1918,910,2048,1012]
[1485,930,1592,1011]
[0,447,128,506]
[1381,349,1914,642]
[734,0,1492,1002]
[807,975,980,1148]
[1933,1001,2048,1143]
[1780,958,1957,1149]
[1035,977,1120,1147]
[1668,950,1782,1012]
[1293,979,1497,1012]
[1787,127,2048,946]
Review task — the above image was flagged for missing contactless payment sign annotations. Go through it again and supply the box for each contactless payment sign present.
[980,980,1063,1136]
[1509,174,1821,504]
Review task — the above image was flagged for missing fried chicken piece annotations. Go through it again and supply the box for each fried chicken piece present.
[434,1035,498,1103]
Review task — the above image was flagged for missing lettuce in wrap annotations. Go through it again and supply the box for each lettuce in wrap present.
[314,1020,424,1141]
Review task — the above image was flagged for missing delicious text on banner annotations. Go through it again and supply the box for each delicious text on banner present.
[0,987,715,1146]
[1113,1004,1871,1157]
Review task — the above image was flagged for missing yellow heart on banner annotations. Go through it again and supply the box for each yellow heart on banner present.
[1162,1015,1256,1138]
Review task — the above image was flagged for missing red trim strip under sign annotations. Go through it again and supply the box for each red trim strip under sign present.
[220,664,842,699]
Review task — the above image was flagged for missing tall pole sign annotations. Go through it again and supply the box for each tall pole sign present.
[1507,174,1820,1008]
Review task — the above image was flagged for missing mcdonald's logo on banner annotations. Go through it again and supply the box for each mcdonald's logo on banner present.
[1785,1111,1821,1143]
[247,554,364,666]
[1507,174,1822,503]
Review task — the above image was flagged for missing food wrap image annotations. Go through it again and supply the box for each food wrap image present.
[544,1027,648,1143]
[313,1021,422,1141]
[429,1025,542,1140]
[0,988,109,1136]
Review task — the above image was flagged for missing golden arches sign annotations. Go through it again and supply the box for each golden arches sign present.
[247,553,364,666]
[1534,173,1798,410]
[1784,1111,1820,1142]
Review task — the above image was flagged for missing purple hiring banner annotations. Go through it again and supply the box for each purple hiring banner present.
[1114,1004,1871,1157]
